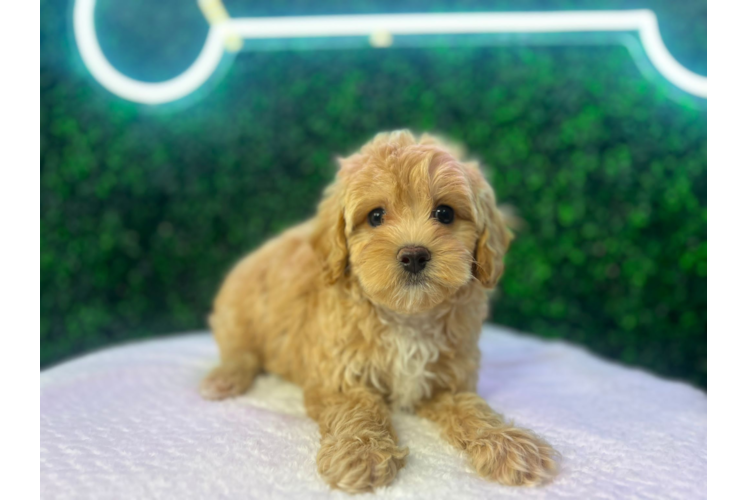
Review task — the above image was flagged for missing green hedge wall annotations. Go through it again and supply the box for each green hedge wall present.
[41,0,706,387]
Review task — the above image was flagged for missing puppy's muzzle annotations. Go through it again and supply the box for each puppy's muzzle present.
[397,246,431,275]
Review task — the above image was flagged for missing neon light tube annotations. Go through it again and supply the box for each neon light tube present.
[73,0,707,105]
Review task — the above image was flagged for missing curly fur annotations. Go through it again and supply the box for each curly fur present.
[201,130,558,493]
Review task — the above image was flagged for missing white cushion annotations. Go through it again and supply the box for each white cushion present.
[41,325,706,499]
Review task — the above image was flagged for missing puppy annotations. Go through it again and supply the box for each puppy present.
[201,130,558,493]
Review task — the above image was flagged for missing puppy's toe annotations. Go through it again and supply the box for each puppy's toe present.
[317,435,408,493]
[467,426,559,487]
[200,362,256,400]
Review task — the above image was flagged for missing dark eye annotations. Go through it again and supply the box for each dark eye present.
[368,208,385,227]
[433,205,455,224]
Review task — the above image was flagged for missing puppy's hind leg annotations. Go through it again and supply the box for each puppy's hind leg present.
[200,351,261,400]
[201,311,262,400]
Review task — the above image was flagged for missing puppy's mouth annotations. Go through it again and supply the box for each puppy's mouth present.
[402,273,429,287]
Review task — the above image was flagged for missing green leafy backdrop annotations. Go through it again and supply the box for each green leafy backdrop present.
[41,0,706,387]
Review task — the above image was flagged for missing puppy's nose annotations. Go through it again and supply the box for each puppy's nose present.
[397,246,431,274]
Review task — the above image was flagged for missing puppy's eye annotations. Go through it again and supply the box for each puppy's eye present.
[433,205,455,224]
[368,208,385,227]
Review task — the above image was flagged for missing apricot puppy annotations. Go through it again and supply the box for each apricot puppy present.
[202,130,558,492]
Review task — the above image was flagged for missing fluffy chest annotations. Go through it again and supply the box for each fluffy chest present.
[377,312,449,411]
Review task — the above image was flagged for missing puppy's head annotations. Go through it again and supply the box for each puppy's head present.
[312,130,513,314]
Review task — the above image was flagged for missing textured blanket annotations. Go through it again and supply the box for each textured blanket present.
[40,325,706,499]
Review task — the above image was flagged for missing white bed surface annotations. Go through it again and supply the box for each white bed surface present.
[41,325,706,499]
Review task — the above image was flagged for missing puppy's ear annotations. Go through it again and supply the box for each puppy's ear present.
[473,175,514,289]
[311,177,348,285]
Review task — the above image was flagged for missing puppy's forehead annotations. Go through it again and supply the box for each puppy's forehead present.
[344,144,472,208]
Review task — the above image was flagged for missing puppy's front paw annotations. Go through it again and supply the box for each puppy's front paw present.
[467,426,558,486]
[317,435,408,493]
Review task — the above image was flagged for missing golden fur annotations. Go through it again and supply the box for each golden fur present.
[201,130,558,493]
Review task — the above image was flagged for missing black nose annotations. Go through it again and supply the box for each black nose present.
[397,246,431,274]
